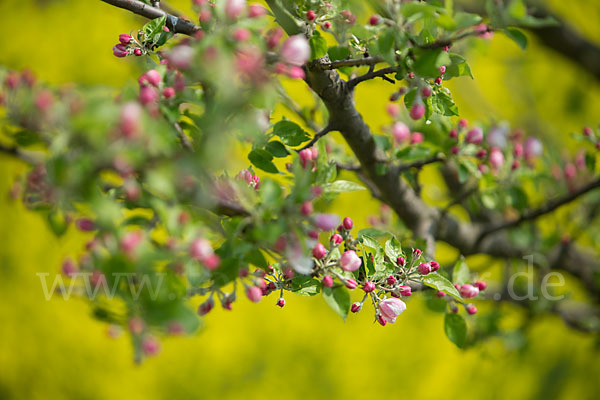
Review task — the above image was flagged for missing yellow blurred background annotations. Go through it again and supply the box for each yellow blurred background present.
[1,1,599,399]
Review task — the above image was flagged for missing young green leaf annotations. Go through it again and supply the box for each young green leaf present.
[322,286,351,320]
[444,313,467,348]
[422,274,462,300]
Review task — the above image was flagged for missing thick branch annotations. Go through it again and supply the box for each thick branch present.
[100,0,199,35]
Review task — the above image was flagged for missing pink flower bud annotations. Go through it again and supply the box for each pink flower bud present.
[378,315,387,326]
[340,250,361,272]
[386,275,396,285]
[312,243,327,259]
[451,305,458,313]
[139,85,159,105]
[197,298,214,315]
[204,254,221,270]
[134,48,142,56]
[410,132,424,144]
[113,44,129,58]
[476,149,487,159]
[418,262,432,275]
[246,286,263,303]
[399,285,412,297]
[145,70,161,86]
[564,163,577,180]
[435,77,442,85]
[315,213,340,231]
[449,129,458,139]
[167,45,194,69]
[287,66,305,79]
[379,298,407,323]
[512,160,520,170]
[524,137,542,159]
[466,305,478,315]
[142,335,160,356]
[583,126,593,136]
[76,218,95,232]
[119,34,132,45]
[345,278,357,290]
[489,147,504,169]
[330,233,343,245]
[413,248,422,257]
[62,258,77,277]
[363,281,375,293]
[410,103,425,120]
[466,128,483,144]
[119,101,142,138]
[512,143,524,160]
[266,28,283,50]
[387,103,400,117]
[248,4,266,18]
[460,284,479,298]
[342,217,353,230]
[474,281,487,291]
[322,275,333,288]
[281,35,311,66]
[436,290,446,297]
[421,86,432,98]
[306,10,316,21]
[121,231,143,256]
[397,256,405,266]
[351,302,362,313]
[190,238,215,261]
[276,297,285,307]
[430,261,440,271]
[323,21,331,29]
[128,317,145,334]
[225,0,246,19]
[439,65,447,74]
[392,122,410,143]
[301,201,313,216]
[162,87,175,99]
[233,28,251,42]
[308,230,319,239]
[458,119,468,129]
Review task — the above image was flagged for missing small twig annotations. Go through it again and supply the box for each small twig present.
[297,125,333,151]
[414,27,496,50]
[476,177,600,244]
[397,154,445,172]
[315,56,386,70]
[348,66,401,88]
[173,122,194,151]
[335,162,361,172]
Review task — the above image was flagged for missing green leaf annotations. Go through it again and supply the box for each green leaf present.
[290,276,320,296]
[508,186,528,210]
[452,258,470,286]
[248,149,279,173]
[444,54,474,79]
[323,180,366,194]
[47,209,68,237]
[454,12,482,30]
[358,228,388,238]
[360,234,382,252]
[272,120,310,146]
[265,141,289,158]
[422,273,462,301]
[424,290,447,313]
[504,28,528,50]
[309,31,328,60]
[444,313,467,348]
[264,0,303,35]
[384,236,403,261]
[322,286,351,320]
[432,92,459,116]
[413,49,451,78]
[378,28,396,63]
[143,15,167,45]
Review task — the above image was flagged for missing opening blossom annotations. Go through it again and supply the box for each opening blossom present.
[379,298,407,324]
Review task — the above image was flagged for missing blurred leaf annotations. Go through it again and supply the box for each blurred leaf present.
[248,149,279,173]
[504,28,528,50]
[323,180,365,194]
[452,258,470,285]
[265,141,289,158]
[413,49,451,78]
[309,31,328,60]
[444,313,467,348]
[272,120,310,146]
[322,286,350,320]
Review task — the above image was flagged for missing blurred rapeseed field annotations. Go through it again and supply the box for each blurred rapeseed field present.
[1,1,599,399]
